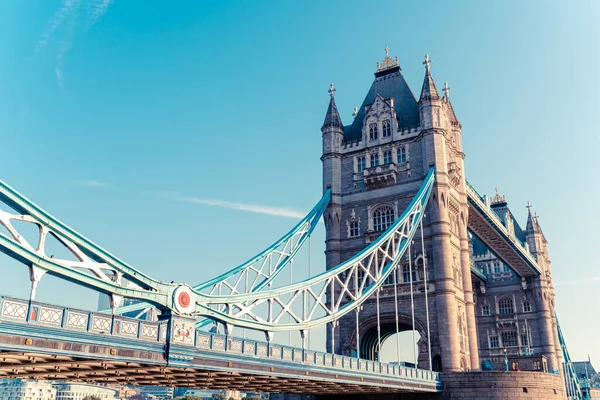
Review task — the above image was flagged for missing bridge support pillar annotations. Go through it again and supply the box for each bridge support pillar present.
[159,312,197,368]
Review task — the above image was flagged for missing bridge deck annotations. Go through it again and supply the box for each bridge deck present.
[0,296,440,394]
[466,183,541,277]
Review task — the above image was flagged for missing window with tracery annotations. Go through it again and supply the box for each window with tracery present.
[498,297,514,315]
[397,147,407,163]
[369,123,378,140]
[357,156,366,172]
[489,335,499,348]
[382,120,391,137]
[349,220,359,238]
[403,264,418,283]
[373,206,394,232]
[370,153,380,167]
[502,331,519,347]
[383,150,393,164]
[482,304,490,316]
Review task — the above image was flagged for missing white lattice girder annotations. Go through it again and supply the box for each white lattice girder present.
[190,168,435,332]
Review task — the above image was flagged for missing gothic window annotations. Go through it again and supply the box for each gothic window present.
[498,298,514,315]
[382,120,391,137]
[482,304,490,316]
[489,336,499,348]
[494,262,501,274]
[370,153,380,167]
[373,205,394,232]
[383,270,397,285]
[503,264,510,273]
[397,147,407,163]
[369,123,378,140]
[502,331,519,347]
[383,150,393,164]
[522,300,532,313]
[357,156,366,172]
[349,220,359,238]
[402,264,418,283]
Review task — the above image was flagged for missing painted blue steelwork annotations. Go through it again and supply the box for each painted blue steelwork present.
[470,259,487,282]
[465,182,541,276]
[190,168,435,332]
[0,296,441,392]
[557,317,584,399]
[0,169,434,334]
[114,189,331,323]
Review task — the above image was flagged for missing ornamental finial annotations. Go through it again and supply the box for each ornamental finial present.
[328,82,336,98]
[423,53,432,71]
[491,187,506,205]
[443,81,451,100]
[526,201,533,214]
[377,46,400,72]
[352,106,358,117]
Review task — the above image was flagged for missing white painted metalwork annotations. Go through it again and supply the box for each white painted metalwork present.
[192,169,435,333]
[0,168,433,335]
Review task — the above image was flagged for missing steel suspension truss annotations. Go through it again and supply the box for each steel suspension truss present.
[192,168,435,333]
[0,181,177,310]
[558,317,584,399]
[112,189,330,321]
[0,169,434,337]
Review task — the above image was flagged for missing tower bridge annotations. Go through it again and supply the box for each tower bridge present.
[0,48,579,399]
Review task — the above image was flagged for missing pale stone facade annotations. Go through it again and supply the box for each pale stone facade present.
[321,48,559,375]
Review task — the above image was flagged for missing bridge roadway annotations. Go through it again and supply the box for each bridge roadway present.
[466,183,541,277]
[0,296,440,395]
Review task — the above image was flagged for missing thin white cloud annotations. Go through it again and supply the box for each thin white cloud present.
[36,0,112,89]
[90,0,112,25]
[555,276,600,287]
[36,0,79,50]
[158,192,305,219]
[73,180,114,189]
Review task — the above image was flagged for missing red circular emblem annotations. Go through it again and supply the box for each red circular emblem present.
[178,292,191,308]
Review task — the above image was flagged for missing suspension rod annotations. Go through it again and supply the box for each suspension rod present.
[409,243,417,365]
[393,263,401,365]
[420,219,432,371]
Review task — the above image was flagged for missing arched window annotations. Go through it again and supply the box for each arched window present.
[382,120,391,137]
[348,220,359,238]
[498,297,514,315]
[373,206,394,232]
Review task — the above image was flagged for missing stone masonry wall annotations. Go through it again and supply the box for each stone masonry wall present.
[440,371,565,400]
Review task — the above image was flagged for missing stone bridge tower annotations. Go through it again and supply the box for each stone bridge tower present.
[321,48,479,372]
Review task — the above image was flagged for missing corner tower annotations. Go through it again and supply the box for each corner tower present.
[321,48,479,372]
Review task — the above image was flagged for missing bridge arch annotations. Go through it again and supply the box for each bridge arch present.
[344,312,430,364]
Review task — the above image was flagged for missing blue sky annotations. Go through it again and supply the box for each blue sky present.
[0,1,598,363]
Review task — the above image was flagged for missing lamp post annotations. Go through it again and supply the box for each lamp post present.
[503,348,509,372]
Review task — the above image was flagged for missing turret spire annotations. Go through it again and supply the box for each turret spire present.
[443,81,451,100]
[525,201,540,233]
[420,53,440,101]
[322,82,343,130]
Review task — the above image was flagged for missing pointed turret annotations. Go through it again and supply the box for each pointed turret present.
[443,81,461,127]
[322,83,343,130]
[525,201,538,234]
[525,202,548,260]
[420,54,440,102]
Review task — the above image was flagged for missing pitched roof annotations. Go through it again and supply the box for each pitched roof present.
[322,97,343,130]
[573,361,597,379]
[491,202,526,243]
[343,66,419,142]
